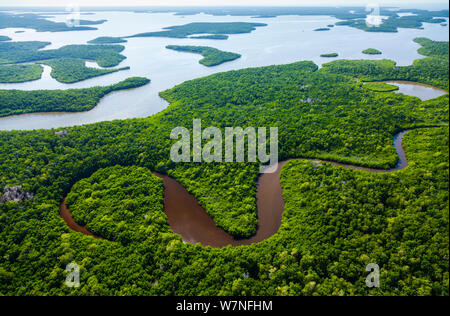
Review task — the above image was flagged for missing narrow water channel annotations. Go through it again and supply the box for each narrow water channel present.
[60,129,416,248]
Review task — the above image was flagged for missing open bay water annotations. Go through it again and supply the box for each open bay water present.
[0,11,448,131]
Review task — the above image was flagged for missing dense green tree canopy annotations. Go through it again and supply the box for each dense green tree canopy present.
[0,37,448,296]
[166,45,241,67]
[322,39,449,90]
[0,64,43,83]
[0,41,126,68]
[67,166,165,245]
[364,82,399,92]
[0,77,149,117]
[87,37,128,44]
[321,53,339,58]
[362,48,382,55]
[40,58,130,84]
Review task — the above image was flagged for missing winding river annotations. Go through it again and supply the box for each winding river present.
[60,130,414,248]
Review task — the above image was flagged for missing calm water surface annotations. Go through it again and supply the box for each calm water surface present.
[0,11,448,131]
[385,81,448,101]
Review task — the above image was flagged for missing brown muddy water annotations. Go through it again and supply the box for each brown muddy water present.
[60,130,414,248]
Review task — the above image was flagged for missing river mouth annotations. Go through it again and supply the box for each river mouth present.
[59,129,417,248]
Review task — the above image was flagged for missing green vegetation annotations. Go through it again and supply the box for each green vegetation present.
[0,12,105,32]
[166,45,241,67]
[128,22,267,39]
[363,48,382,55]
[0,64,43,83]
[323,38,449,90]
[149,6,392,20]
[88,23,265,42]
[323,59,449,91]
[414,37,449,59]
[67,166,165,244]
[190,35,229,40]
[151,7,448,33]
[40,58,130,84]
[88,37,128,44]
[323,39,449,91]
[0,40,50,56]
[0,41,126,68]
[0,41,129,83]
[364,82,399,92]
[336,11,448,33]
[314,28,330,31]
[0,38,448,296]
[0,77,149,117]
[279,127,448,296]
[320,53,339,58]
[0,36,11,42]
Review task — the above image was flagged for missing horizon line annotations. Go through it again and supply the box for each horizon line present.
[0,3,449,8]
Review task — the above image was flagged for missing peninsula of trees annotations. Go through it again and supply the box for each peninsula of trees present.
[0,64,43,83]
[0,77,149,117]
[40,58,130,84]
[166,45,241,66]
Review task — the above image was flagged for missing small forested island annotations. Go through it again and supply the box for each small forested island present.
[87,37,128,44]
[362,48,382,55]
[128,22,267,39]
[40,58,130,84]
[251,15,277,18]
[0,77,149,117]
[363,82,400,92]
[190,34,229,40]
[0,35,447,296]
[0,64,43,83]
[314,28,330,31]
[320,53,339,58]
[166,45,241,66]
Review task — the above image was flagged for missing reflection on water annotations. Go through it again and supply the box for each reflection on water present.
[385,81,448,101]
[0,12,448,131]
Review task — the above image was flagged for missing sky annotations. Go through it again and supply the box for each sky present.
[0,0,448,8]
